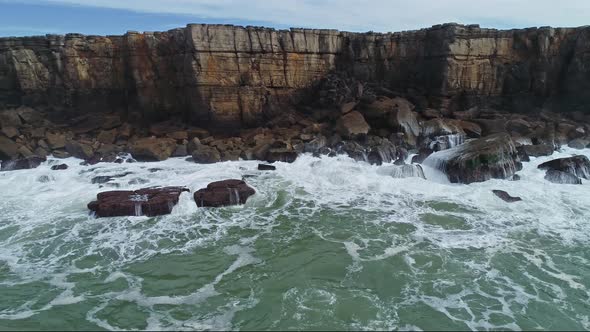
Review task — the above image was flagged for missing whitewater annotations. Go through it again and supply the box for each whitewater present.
[0,147,589,330]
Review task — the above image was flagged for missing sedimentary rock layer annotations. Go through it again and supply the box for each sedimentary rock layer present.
[1,23,589,130]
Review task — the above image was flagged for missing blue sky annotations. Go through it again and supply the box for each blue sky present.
[1,0,589,37]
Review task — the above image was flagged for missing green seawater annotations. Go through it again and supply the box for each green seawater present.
[0,152,589,330]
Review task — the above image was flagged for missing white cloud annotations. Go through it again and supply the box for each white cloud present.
[35,0,590,32]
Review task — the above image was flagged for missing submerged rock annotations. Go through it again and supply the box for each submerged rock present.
[377,164,426,179]
[0,156,46,171]
[88,186,190,217]
[51,164,68,170]
[492,190,522,203]
[544,170,582,184]
[537,155,590,180]
[194,179,256,207]
[423,133,519,184]
[258,164,276,171]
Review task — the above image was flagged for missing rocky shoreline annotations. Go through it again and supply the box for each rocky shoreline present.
[1,23,590,216]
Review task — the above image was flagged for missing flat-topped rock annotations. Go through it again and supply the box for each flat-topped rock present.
[88,186,190,217]
[538,155,590,180]
[194,179,256,207]
[424,133,520,184]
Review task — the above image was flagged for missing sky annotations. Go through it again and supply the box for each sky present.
[0,0,589,37]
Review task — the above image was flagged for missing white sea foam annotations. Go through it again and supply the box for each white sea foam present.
[0,147,589,329]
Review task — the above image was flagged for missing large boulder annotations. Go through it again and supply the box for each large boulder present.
[424,133,520,184]
[88,187,190,217]
[65,140,94,160]
[191,144,221,163]
[45,132,66,149]
[568,138,589,150]
[0,136,19,160]
[336,111,370,138]
[537,155,590,180]
[130,137,176,161]
[1,156,46,171]
[194,179,256,207]
[544,170,582,185]
[521,144,554,157]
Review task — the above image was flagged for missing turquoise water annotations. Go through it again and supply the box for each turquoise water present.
[0,149,589,330]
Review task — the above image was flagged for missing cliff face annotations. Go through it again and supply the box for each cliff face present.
[1,23,589,129]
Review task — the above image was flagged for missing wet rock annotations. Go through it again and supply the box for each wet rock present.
[172,144,188,157]
[65,140,94,160]
[544,170,582,184]
[258,164,276,171]
[336,111,370,138]
[411,148,433,164]
[37,175,52,183]
[568,138,589,150]
[492,190,522,203]
[537,155,590,180]
[424,133,519,184]
[367,139,397,165]
[0,156,46,171]
[515,146,530,162]
[51,164,68,170]
[377,164,426,179]
[511,174,521,181]
[52,150,70,158]
[194,179,256,207]
[88,186,190,217]
[266,149,298,163]
[130,137,176,161]
[521,144,554,157]
[191,144,221,163]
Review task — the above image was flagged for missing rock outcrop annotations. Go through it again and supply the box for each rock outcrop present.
[194,179,255,207]
[538,155,590,180]
[88,187,190,217]
[424,133,520,184]
[1,23,589,131]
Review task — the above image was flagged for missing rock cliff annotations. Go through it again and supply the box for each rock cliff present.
[1,23,589,130]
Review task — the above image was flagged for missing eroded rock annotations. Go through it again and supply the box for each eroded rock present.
[88,187,190,217]
[194,179,256,207]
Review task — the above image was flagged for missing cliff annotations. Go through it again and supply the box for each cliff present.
[1,23,589,130]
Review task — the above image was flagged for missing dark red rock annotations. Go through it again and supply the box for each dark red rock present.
[194,179,256,207]
[88,187,190,217]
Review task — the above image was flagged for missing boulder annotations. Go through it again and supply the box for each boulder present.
[492,190,522,203]
[340,101,357,114]
[65,140,95,160]
[258,164,276,171]
[0,136,19,160]
[336,111,370,138]
[521,144,554,157]
[45,132,66,149]
[191,144,221,163]
[1,126,19,138]
[51,164,68,170]
[97,129,117,144]
[1,156,46,171]
[568,138,589,150]
[0,110,23,127]
[424,133,519,184]
[266,149,298,163]
[88,187,190,217]
[537,155,590,180]
[194,179,256,207]
[544,170,582,185]
[130,137,176,161]
[367,139,397,165]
